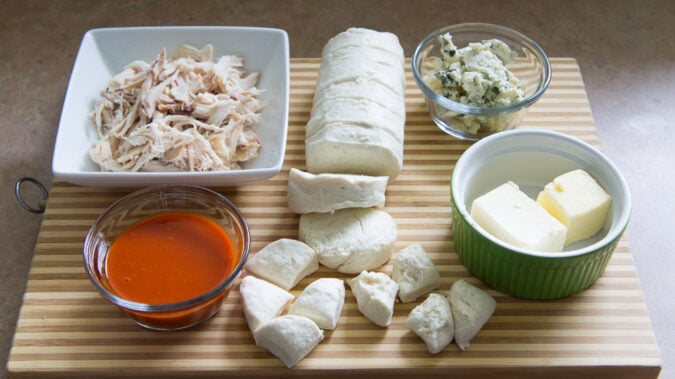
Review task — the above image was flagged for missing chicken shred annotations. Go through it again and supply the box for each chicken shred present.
[88,44,263,172]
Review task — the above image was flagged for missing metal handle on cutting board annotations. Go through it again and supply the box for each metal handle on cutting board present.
[14,177,48,214]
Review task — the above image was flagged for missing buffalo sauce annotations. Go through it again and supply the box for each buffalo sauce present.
[105,212,235,305]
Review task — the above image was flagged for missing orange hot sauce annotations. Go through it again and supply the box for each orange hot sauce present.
[104,212,237,330]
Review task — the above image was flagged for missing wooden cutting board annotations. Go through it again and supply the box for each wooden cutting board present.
[7,58,661,378]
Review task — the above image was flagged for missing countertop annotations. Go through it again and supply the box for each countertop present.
[1,1,673,378]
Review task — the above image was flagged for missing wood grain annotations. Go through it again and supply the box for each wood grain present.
[7,58,661,378]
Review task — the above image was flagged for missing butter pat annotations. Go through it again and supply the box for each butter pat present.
[470,181,567,252]
[537,169,611,246]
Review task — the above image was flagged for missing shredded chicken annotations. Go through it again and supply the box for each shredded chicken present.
[88,44,264,172]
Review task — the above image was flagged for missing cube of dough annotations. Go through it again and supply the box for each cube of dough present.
[253,315,324,368]
[245,238,319,290]
[471,181,567,252]
[347,271,399,327]
[288,278,345,330]
[287,168,387,214]
[239,275,294,334]
[392,243,440,303]
[299,208,397,274]
[537,169,612,246]
[406,293,454,354]
[447,279,496,351]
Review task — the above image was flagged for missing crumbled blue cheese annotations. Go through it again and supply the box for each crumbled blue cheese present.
[423,33,526,134]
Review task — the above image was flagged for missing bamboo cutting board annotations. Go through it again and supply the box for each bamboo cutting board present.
[8,58,661,378]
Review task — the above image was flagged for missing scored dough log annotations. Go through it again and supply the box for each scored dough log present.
[306,27,405,180]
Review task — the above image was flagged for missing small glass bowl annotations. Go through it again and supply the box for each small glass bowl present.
[412,23,551,140]
[83,185,250,331]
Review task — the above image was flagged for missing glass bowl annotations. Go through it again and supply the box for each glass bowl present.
[412,23,551,140]
[83,185,250,330]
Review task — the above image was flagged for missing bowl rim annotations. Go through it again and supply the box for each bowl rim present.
[412,22,552,116]
[83,184,251,312]
[451,129,632,258]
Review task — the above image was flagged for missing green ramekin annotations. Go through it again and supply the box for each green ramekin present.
[450,129,631,300]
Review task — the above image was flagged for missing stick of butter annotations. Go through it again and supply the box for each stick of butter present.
[537,169,611,246]
[470,181,567,252]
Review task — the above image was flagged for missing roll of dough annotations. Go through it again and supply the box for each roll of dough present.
[306,28,405,180]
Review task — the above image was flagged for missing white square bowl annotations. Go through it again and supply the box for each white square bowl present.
[52,26,289,187]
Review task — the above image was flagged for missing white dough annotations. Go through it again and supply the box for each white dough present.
[313,78,406,120]
[305,123,403,180]
[323,45,404,72]
[288,278,345,330]
[447,279,496,351]
[239,275,294,335]
[322,27,405,63]
[406,293,454,354]
[392,243,440,303]
[307,28,406,179]
[245,238,319,290]
[299,208,397,274]
[315,57,405,98]
[307,97,404,144]
[287,168,388,214]
[347,271,399,327]
[253,315,324,368]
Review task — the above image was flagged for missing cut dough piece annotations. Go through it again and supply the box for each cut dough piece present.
[313,78,406,120]
[239,275,294,334]
[299,208,397,274]
[406,293,454,354]
[307,97,404,144]
[245,238,319,290]
[322,27,405,62]
[447,279,496,351]
[305,123,403,179]
[347,271,399,327]
[287,168,388,214]
[392,243,440,303]
[288,278,345,330]
[254,315,324,368]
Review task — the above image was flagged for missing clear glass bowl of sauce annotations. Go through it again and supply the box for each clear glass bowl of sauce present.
[83,185,250,330]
